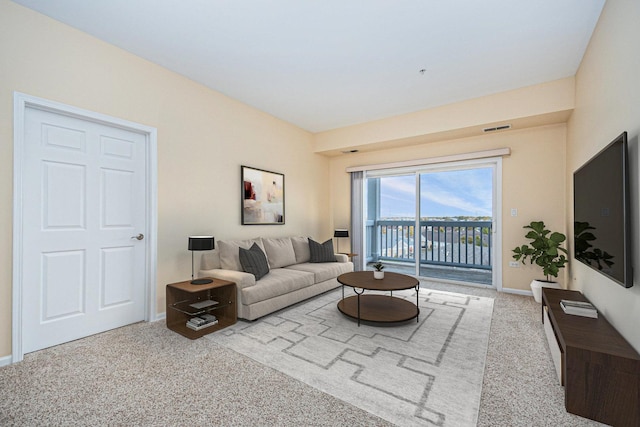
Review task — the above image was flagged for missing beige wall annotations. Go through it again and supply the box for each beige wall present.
[329,124,567,292]
[567,0,640,351]
[316,78,574,155]
[0,1,330,358]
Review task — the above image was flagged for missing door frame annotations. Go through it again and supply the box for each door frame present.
[12,92,158,363]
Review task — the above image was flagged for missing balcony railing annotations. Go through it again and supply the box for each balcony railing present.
[367,220,492,270]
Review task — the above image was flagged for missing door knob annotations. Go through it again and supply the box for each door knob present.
[131,234,144,240]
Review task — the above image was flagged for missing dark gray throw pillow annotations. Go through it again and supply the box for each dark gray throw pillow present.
[239,243,270,280]
[309,238,337,263]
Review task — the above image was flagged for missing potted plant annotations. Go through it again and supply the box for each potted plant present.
[512,221,568,303]
[372,261,385,279]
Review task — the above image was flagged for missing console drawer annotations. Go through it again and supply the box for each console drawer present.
[543,306,562,384]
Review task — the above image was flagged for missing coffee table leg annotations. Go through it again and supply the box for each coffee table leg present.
[415,283,420,322]
[354,287,364,327]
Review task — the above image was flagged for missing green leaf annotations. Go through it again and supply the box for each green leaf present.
[512,220,567,279]
[550,232,566,243]
[529,221,545,233]
[525,231,538,239]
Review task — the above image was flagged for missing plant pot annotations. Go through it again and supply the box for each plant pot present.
[373,271,384,280]
[530,279,561,303]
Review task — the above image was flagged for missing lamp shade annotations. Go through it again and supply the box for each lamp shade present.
[188,236,215,251]
[334,229,349,238]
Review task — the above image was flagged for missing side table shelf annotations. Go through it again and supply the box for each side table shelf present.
[170,299,233,316]
[166,278,237,339]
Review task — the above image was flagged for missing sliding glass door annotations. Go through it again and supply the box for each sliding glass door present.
[418,167,493,285]
[365,174,416,274]
[365,160,497,286]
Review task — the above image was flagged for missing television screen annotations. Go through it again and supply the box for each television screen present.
[573,132,633,288]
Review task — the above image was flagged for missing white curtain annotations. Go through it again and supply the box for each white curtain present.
[350,171,364,271]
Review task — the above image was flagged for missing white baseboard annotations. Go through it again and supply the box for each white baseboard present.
[0,354,12,367]
[502,287,534,297]
[155,312,166,321]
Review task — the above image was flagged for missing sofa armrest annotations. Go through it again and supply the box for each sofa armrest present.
[199,268,256,289]
[335,253,348,263]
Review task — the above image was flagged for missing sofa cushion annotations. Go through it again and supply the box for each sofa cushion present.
[239,243,270,280]
[218,238,266,271]
[200,249,221,270]
[285,261,353,283]
[291,236,311,263]
[309,238,336,263]
[262,237,297,268]
[241,268,315,305]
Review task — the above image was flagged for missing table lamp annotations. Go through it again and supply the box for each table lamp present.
[333,229,349,254]
[188,236,215,284]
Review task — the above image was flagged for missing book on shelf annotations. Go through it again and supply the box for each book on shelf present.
[186,319,218,331]
[189,299,219,310]
[200,314,217,322]
[187,314,217,326]
[560,300,597,318]
[188,316,206,326]
[186,313,218,331]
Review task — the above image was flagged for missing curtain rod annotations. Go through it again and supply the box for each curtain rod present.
[345,148,510,173]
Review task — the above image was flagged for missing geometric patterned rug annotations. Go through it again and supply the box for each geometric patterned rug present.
[210,286,494,426]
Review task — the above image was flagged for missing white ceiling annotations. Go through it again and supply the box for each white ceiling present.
[13,0,605,133]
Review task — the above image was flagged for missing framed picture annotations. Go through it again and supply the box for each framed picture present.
[241,165,285,225]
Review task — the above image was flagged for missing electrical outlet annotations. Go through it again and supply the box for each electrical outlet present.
[510,208,518,217]
[509,261,520,268]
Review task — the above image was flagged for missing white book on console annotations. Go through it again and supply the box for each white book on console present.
[560,299,595,310]
[561,304,597,318]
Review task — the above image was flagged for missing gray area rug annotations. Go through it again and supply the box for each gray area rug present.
[211,287,494,426]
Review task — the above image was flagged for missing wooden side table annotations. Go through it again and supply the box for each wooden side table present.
[166,278,237,339]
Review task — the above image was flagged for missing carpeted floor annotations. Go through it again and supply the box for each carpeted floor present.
[0,280,604,426]
[213,288,493,426]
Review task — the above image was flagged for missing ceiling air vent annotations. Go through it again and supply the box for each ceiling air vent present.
[483,124,512,133]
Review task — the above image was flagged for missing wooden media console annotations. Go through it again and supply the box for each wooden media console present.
[542,288,640,426]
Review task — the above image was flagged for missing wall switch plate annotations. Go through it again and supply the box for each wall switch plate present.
[511,208,518,216]
[509,261,520,268]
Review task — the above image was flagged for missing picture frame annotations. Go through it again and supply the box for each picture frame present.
[241,165,285,225]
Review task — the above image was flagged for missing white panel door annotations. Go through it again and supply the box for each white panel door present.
[21,107,147,353]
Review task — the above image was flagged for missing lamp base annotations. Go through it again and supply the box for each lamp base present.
[190,278,213,285]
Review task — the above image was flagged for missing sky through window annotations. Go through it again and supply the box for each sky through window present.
[378,168,493,219]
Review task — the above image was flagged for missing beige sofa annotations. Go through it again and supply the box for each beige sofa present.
[199,237,354,320]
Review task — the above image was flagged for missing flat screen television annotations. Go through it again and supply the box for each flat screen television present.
[573,131,633,288]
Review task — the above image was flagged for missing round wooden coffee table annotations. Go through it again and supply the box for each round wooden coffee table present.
[337,271,420,326]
